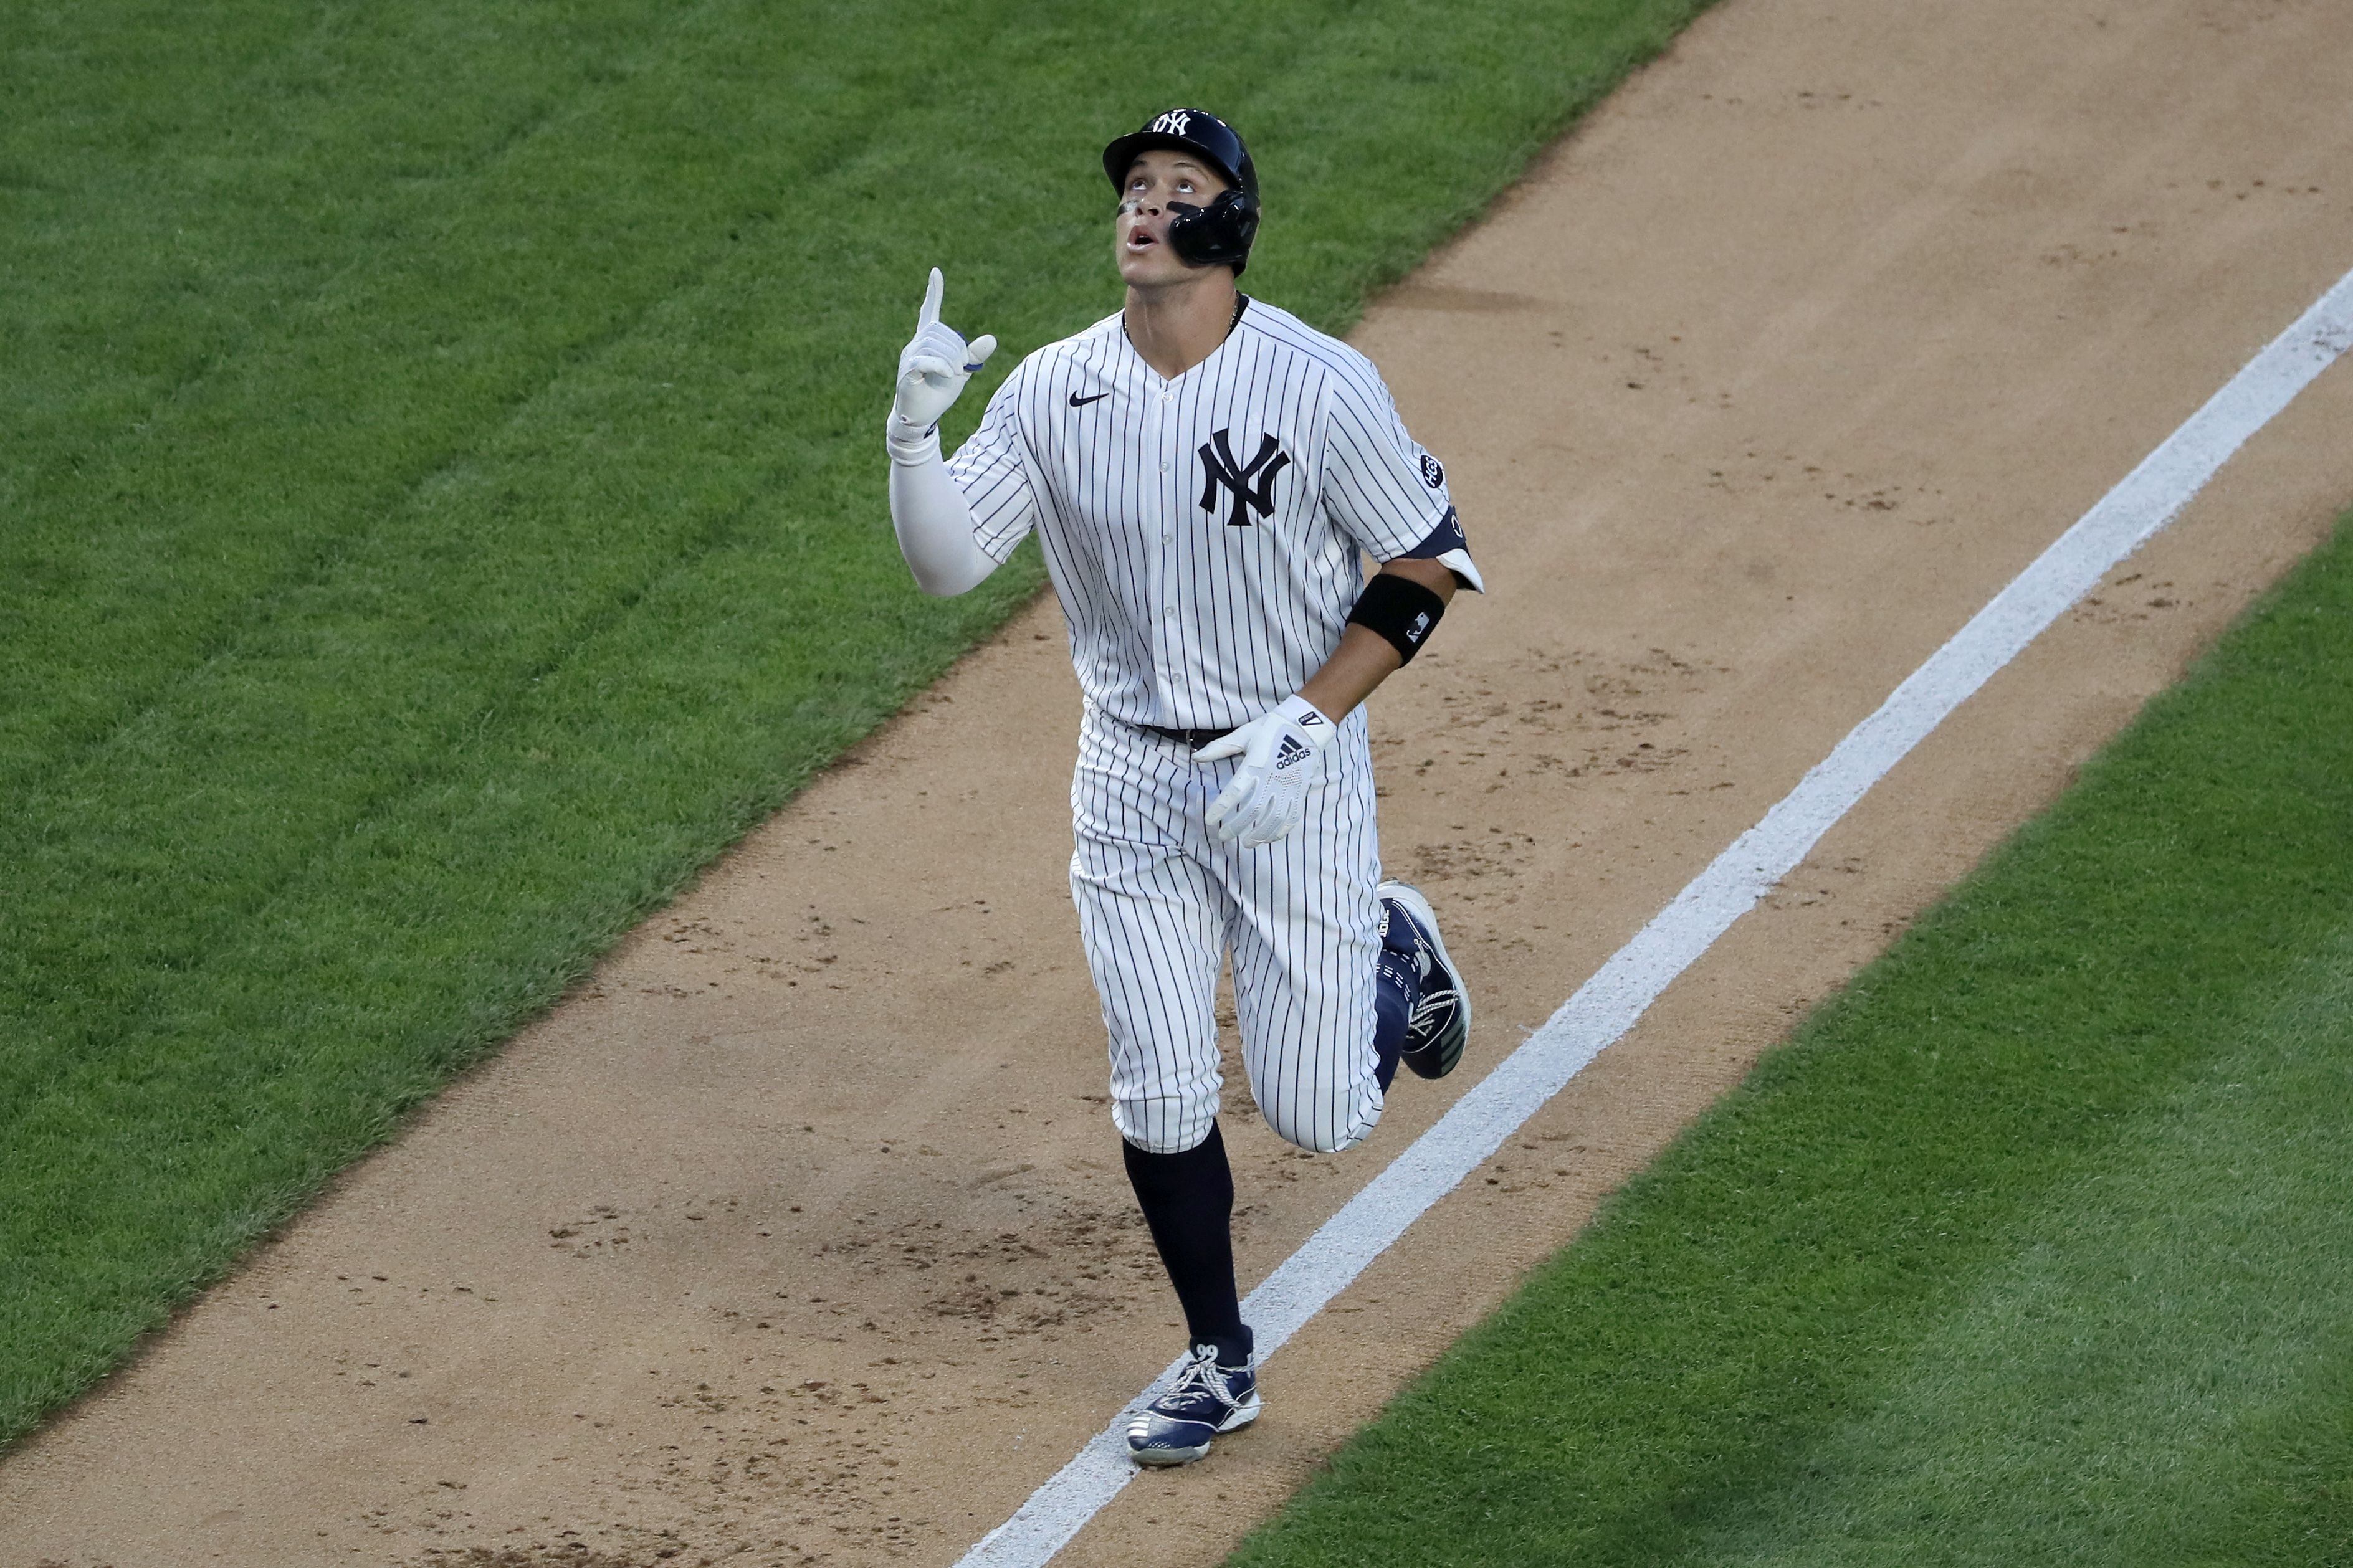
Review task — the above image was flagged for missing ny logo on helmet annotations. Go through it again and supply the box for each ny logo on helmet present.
[1152,110,1194,136]
[1198,429,1292,527]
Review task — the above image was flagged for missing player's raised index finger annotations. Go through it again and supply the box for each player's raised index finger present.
[917,267,943,331]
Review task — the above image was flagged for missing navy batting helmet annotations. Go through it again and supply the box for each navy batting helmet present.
[1102,108,1260,275]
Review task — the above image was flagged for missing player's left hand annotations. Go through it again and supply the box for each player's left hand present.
[1196,694,1336,847]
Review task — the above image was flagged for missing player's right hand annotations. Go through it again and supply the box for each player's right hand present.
[892,267,998,435]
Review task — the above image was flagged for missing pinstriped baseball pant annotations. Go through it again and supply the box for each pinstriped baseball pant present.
[1071,704,1386,1156]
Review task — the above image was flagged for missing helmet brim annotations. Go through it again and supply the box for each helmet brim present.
[1102,116,1256,198]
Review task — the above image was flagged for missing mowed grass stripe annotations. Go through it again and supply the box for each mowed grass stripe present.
[0,0,679,474]
[1230,517,2353,1568]
[1676,936,2353,1566]
[0,0,1717,1448]
[1,0,933,776]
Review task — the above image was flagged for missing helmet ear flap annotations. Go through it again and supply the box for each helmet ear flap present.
[1167,188,1261,275]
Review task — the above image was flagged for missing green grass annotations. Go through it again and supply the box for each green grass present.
[0,0,1719,1448]
[1230,516,2353,1567]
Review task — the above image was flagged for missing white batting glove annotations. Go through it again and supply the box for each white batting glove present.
[889,267,997,454]
[1195,695,1337,848]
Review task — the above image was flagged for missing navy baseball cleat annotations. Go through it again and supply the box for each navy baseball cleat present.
[1125,1343,1260,1466]
[1378,880,1472,1080]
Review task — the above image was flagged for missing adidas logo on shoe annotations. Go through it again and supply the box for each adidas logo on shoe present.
[1377,879,1471,1080]
[1127,1343,1261,1466]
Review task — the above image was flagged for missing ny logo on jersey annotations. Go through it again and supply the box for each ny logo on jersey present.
[1197,429,1292,527]
[1152,110,1193,136]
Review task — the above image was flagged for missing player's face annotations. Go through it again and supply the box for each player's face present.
[1116,150,1229,286]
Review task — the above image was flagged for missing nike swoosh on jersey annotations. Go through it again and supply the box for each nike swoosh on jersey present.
[1068,391,1112,407]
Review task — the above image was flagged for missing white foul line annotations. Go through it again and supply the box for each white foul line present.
[954,265,2353,1568]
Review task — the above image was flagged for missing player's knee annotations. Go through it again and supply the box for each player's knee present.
[1260,1096,1377,1156]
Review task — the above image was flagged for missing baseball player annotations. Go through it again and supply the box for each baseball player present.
[883,108,1481,1466]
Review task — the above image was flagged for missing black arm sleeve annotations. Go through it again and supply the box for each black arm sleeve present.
[1347,571,1448,664]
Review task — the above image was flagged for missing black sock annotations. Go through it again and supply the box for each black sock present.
[1123,1124,1252,1367]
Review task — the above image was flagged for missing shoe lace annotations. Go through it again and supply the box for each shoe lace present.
[1407,984,1458,1036]
[1167,1346,1243,1411]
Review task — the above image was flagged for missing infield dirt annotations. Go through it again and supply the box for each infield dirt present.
[7,0,2353,1563]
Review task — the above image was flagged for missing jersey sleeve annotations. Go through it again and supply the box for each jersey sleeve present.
[945,366,1042,564]
[1320,358,1486,592]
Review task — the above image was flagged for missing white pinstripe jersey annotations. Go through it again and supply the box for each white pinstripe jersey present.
[946,299,1477,732]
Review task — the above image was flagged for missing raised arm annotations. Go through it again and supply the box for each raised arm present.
[885,268,1001,597]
